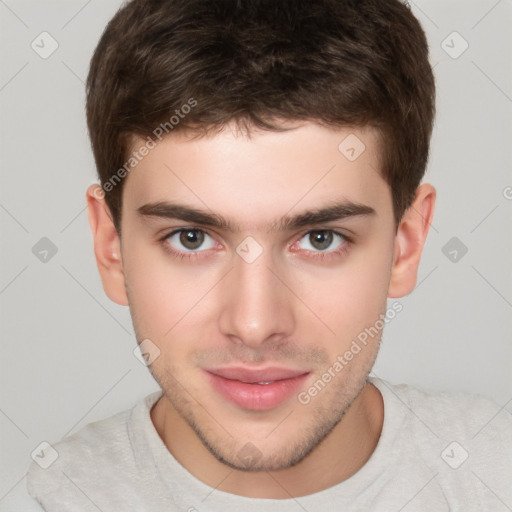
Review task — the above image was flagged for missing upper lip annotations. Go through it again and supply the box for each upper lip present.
[205,366,310,383]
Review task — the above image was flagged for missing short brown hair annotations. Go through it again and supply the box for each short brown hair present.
[86,0,435,232]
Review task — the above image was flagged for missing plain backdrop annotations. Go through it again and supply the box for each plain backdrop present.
[1,0,511,507]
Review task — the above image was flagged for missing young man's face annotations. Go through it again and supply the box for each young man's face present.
[88,121,434,472]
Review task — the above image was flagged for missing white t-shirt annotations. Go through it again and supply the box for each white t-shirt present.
[25,378,512,511]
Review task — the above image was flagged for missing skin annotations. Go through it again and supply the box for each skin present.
[86,121,435,499]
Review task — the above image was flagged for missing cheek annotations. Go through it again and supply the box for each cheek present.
[122,223,394,349]
[295,236,393,341]
[123,242,222,340]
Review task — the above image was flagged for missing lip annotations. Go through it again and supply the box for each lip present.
[204,366,310,411]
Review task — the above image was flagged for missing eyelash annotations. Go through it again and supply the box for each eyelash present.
[158,228,353,262]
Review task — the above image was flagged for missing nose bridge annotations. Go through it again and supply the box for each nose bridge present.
[218,246,294,347]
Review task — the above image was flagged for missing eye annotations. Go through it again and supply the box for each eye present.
[297,230,346,252]
[164,228,216,252]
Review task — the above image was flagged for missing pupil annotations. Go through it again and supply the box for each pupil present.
[310,231,332,250]
[180,230,204,250]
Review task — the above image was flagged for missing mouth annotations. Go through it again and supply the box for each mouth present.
[203,366,311,411]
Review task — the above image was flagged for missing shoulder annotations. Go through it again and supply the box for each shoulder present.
[371,378,512,505]
[374,378,509,437]
[27,392,161,506]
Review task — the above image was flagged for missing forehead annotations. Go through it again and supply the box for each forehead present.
[122,122,391,228]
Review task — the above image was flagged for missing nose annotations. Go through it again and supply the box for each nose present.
[218,248,296,350]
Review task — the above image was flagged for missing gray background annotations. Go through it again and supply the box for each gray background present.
[1,0,511,507]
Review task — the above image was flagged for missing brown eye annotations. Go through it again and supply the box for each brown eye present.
[179,229,205,250]
[297,230,346,253]
[309,231,334,251]
[165,228,215,252]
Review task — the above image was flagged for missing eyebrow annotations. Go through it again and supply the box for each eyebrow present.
[136,200,376,232]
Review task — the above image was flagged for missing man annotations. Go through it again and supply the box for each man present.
[27,0,512,510]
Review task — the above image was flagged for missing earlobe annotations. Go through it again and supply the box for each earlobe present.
[86,185,129,306]
[388,183,436,298]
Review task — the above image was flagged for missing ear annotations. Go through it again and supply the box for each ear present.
[388,183,436,298]
[86,185,129,306]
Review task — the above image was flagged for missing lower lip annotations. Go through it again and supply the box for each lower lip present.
[205,371,310,411]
